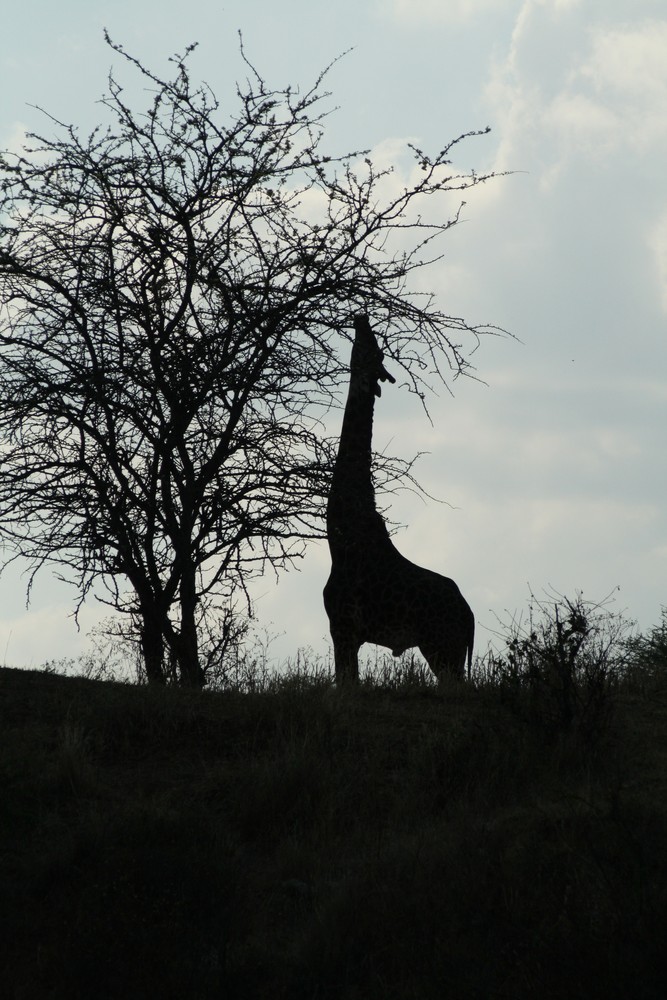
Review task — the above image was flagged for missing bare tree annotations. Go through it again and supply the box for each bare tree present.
[0,35,504,686]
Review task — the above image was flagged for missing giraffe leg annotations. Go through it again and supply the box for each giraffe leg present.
[332,634,361,685]
[419,645,466,683]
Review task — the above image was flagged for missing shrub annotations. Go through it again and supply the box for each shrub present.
[622,607,667,692]
[482,589,631,742]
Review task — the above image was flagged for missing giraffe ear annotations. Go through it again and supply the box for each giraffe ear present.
[380,363,396,385]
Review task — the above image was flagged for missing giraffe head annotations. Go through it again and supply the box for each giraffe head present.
[351,315,396,397]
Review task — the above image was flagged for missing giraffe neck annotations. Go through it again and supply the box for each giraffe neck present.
[330,381,376,507]
[327,368,390,558]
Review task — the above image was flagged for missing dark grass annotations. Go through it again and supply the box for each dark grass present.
[2,661,667,999]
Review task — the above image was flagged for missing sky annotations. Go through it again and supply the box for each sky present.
[1,0,666,671]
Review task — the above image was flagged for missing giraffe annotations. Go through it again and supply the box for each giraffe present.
[323,314,475,685]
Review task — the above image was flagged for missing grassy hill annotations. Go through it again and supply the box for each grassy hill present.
[2,655,667,998]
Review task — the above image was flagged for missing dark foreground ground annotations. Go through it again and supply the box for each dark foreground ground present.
[2,663,667,998]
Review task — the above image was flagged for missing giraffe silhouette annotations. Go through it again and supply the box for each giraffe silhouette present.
[323,315,475,684]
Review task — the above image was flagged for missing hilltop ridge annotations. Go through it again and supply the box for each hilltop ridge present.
[2,662,667,998]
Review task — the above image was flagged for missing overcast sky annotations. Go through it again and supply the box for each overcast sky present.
[1,0,666,670]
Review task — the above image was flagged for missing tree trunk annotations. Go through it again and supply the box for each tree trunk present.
[140,603,166,685]
[176,568,204,688]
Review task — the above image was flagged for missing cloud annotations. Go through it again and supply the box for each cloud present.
[1,121,28,155]
[561,19,667,156]
[648,210,667,314]
[387,0,520,23]
[581,20,667,105]
[484,8,667,186]
[543,91,619,155]
[0,604,92,669]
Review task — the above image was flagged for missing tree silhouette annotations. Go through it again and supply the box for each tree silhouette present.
[0,34,503,685]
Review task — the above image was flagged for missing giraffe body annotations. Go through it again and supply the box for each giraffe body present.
[324,315,474,684]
